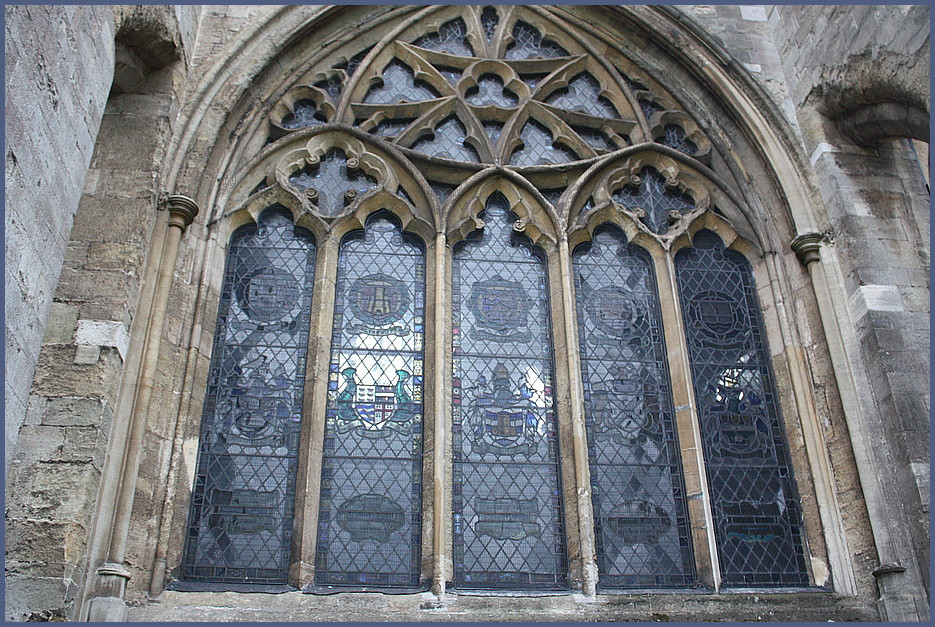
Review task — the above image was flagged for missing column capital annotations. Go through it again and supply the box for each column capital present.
[165,194,199,230]
[791,232,824,266]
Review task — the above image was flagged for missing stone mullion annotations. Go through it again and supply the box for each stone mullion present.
[653,252,719,590]
[429,232,448,595]
[544,242,586,593]
[556,236,598,596]
[290,233,340,588]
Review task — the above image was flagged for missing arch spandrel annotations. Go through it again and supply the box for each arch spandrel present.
[445,168,560,248]
[564,144,760,254]
[226,125,437,239]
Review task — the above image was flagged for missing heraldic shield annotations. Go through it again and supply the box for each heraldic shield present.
[467,363,543,457]
[333,367,416,438]
[467,275,532,342]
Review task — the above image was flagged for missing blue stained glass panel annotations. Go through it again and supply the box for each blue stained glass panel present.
[315,214,425,588]
[181,206,316,586]
[675,230,809,587]
[573,226,695,589]
[451,193,567,590]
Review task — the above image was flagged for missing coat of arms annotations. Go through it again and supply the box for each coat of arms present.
[466,275,532,342]
[333,367,416,438]
[345,273,410,337]
[466,363,542,457]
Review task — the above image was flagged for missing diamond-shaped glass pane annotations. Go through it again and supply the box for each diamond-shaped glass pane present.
[452,193,567,590]
[573,226,695,589]
[675,230,809,587]
[181,207,316,585]
[315,215,425,588]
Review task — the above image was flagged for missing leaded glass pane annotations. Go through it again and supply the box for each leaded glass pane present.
[452,193,567,590]
[280,99,326,129]
[509,119,577,166]
[675,230,809,587]
[364,60,439,105]
[505,21,568,60]
[544,73,619,119]
[660,124,697,156]
[481,6,498,42]
[612,167,694,235]
[411,116,480,163]
[181,207,316,585]
[573,226,695,588]
[412,18,473,56]
[315,214,425,588]
[466,74,518,107]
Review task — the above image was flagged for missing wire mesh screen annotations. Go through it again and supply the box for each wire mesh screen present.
[315,214,425,588]
[452,193,567,590]
[572,225,696,589]
[181,206,315,585]
[674,230,809,587]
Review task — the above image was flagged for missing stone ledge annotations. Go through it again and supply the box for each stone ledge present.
[129,589,878,622]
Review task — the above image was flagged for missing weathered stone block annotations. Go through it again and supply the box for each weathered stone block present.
[85,241,146,272]
[4,460,100,521]
[42,302,80,344]
[32,344,124,399]
[42,396,111,427]
[68,194,157,245]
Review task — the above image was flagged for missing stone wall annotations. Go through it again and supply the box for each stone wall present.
[3,4,929,623]
[767,4,930,618]
[4,5,116,473]
[4,6,201,621]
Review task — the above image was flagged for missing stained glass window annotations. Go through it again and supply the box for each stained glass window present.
[675,230,809,587]
[451,193,567,589]
[181,207,316,586]
[315,213,425,588]
[573,225,695,588]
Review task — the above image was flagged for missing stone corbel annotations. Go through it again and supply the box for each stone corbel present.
[790,232,825,266]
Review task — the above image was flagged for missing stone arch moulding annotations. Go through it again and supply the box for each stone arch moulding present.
[563,144,759,253]
[221,125,438,242]
[444,167,560,247]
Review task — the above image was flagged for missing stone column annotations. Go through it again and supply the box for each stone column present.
[291,233,340,588]
[87,195,198,622]
[791,232,925,621]
[431,231,448,596]
[557,236,597,597]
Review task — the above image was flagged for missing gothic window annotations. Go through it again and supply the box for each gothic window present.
[181,207,316,585]
[573,225,695,588]
[675,231,809,587]
[451,193,567,589]
[315,213,426,588]
[178,4,821,597]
